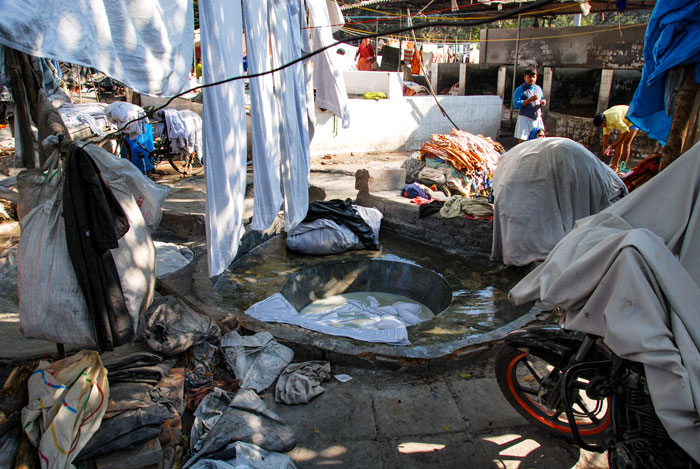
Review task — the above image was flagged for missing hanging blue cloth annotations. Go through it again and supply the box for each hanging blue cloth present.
[627,0,700,145]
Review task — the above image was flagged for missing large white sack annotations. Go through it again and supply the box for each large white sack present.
[85,143,170,232]
[16,155,156,348]
[286,205,382,255]
[491,137,626,266]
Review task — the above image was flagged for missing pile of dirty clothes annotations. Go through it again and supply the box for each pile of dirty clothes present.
[0,293,346,469]
[621,153,661,192]
[153,108,204,159]
[57,102,113,137]
[400,129,503,220]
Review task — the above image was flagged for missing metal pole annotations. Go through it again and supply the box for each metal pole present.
[509,8,522,121]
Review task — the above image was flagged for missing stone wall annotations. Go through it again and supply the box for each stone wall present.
[479,25,646,70]
[356,191,493,254]
[544,111,662,158]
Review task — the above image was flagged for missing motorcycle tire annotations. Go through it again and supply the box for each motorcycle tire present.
[495,343,611,442]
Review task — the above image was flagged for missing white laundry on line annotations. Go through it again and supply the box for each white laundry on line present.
[243,0,284,232]
[307,0,351,128]
[0,0,193,97]
[269,0,311,231]
[200,0,248,277]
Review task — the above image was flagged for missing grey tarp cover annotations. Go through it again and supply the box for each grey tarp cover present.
[140,295,221,356]
[185,388,296,469]
[188,441,297,469]
[510,141,700,463]
[491,138,627,266]
[0,0,194,97]
[220,331,294,392]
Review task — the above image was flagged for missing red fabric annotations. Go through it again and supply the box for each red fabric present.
[466,214,493,222]
[409,197,433,205]
[356,42,375,71]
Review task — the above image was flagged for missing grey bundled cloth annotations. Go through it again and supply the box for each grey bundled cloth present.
[101,342,175,385]
[275,361,331,405]
[491,137,627,266]
[140,296,221,356]
[510,142,700,464]
[76,405,172,461]
[188,441,296,469]
[221,331,294,392]
[185,389,296,469]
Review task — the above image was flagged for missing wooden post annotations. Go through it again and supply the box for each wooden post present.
[4,48,35,168]
[660,65,700,171]
[509,8,522,121]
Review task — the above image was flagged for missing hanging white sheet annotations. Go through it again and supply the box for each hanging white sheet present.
[510,142,700,463]
[0,0,193,97]
[243,0,284,232]
[306,0,350,127]
[200,0,247,276]
[269,0,311,231]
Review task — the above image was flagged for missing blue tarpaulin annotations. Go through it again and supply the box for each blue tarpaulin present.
[627,0,700,146]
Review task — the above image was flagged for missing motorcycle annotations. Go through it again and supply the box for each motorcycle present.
[495,324,697,468]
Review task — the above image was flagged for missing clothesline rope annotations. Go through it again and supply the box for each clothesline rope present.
[94,0,556,144]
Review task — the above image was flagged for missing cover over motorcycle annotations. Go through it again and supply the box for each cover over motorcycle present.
[510,141,700,463]
[491,138,627,266]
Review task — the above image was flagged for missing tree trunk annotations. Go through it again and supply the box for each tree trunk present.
[660,65,700,171]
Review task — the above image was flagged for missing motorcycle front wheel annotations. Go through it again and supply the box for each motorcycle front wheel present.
[495,344,611,441]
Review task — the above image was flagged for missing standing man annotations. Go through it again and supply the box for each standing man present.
[593,105,639,172]
[513,68,547,143]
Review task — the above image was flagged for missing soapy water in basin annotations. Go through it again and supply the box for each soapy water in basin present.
[299,291,435,331]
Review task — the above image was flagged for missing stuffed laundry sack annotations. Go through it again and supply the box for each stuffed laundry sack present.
[21,351,109,468]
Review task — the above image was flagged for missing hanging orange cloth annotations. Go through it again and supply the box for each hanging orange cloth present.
[411,48,422,75]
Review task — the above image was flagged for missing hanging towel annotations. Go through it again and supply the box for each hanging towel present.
[200,0,248,276]
[269,0,311,230]
[243,0,284,232]
[307,0,350,127]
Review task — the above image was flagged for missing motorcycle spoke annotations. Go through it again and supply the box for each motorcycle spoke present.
[521,358,548,385]
[513,384,540,396]
[573,395,601,424]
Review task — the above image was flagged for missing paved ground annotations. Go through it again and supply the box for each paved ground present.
[265,357,607,469]
[0,149,611,468]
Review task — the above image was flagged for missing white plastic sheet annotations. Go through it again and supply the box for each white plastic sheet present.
[0,0,194,97]
[491,137,627,266]
[246,293,410,345]
[510,142,700,463]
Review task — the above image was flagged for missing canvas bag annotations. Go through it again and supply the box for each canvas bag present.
[21,350,109,469]
[16,150,155,347]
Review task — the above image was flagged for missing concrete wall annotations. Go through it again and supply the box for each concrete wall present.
[309,95,502,156]
[343,71,404,99]
[544,111,662,158]
[479,26,645,70]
